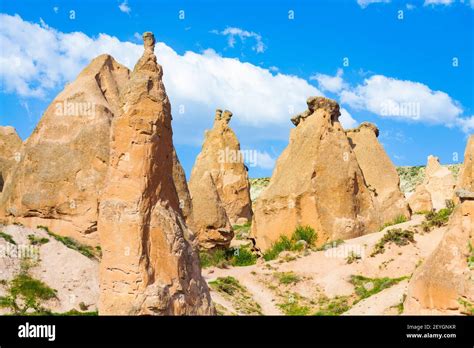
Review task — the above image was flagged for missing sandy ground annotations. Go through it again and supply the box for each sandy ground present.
[0,224,99,314]
[203,214,446,315]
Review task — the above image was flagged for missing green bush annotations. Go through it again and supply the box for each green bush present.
[0,231,16,245]
[231,246,257,266]
[314,296,350,316]
[209,276,242,296]
[37,226,97,259]
[27,234,49,245]
[371,228,415,256]
[200,246,257,268]
[350,275,408,302]
[276,272,300,285]
[263,226,317,261]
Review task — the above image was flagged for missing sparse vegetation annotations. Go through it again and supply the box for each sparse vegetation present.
[458,298,474,316]
[379,215,408,231]
[200,245,257,268]
[468,242,474,270]
[349,275,408,302]
[0,273,57,314]
[314,296,351,316]
[391,294,406,314]
[0,231,16,245]
[278,293,310,315]
[346,251,361,264]
[37,225,98,259]
[316,239,345,251]
[27,234,49,245]
[233,222,251,240]
[209,277,262,315]
[371,228,415,257]
[263,226,317,261]
[421,202,455,232]
[275,272,300,285]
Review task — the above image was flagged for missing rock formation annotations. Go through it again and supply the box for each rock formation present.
[0,126,22,193]
[251,97,380,251]
[404,135,473,314]
[188,108,253,248]
[98,32,214,315]
[0,55,130,245]
[346,122,411,223]
[408,155,456,212]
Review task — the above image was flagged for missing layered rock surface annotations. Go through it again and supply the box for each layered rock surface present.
[251,97,380,251]
[405,135,474,314]
[408,155,456,212]
[0,54,130,245]
[0,127,22,193]
[98,32,214,315]
[189,109,252,249]
[346,122,411,223]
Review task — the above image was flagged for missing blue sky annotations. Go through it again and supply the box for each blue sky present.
[0,0,473,178]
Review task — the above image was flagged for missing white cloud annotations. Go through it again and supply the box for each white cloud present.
[357,0,391,8]
[118,0,131,14]
[340,75,465,129]
[457,116,474,133]
[213,27,266,53]
[255,151,276,169]
[0,14,321,131]
[310,68,348,94]
[406,4,416,10]
[340,108,358,129]
[53,7,59,14]
[424,0,455,5]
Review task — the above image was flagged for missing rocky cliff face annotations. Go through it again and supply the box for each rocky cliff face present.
[189,109,252,249]
[405,136,474,314]
[346,122,411,223]
[408,155,456,212]
[0,55,130,246]
[0,126,22,194]
[97,32,214,315]
[251,97,380,251]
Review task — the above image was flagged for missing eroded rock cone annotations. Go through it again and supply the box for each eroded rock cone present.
[404,136,473,314]
[251,97,380,251]
[0,126,22,193]
[346,122,411,223]
[98,32,214,315]
[0,55,130,245]
[408,155,456,212]
[188,109,252,249]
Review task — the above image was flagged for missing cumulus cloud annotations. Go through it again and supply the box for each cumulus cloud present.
[212,27,266,53]
[310,68,348,94]
[118,1,131,14]
[0,14,323,131]
[357,0,391,8]
[340,75,464,128]
[255,151,276,169]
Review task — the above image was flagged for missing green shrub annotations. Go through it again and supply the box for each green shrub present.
[0,231,16,245]
[371,228,415,256]
[37,226,97,259]
[200,246,257,268]
[233,222,251,240]
[209,276,242,296]
[350,275,408,302]
[276,272,300,285]
[346,251,361,264]
[231,246,257,266]
[0,274,57,314]
[314,296,350,316]
[468,242,474,270]
[27,234,49,245]
[263,226,318,261]
[278,295,310,316]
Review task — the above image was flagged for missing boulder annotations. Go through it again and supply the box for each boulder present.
[0,54,130,245]
[404,135,474,314]
[98,32,214,315]
[251,97,380,251]
[0,126,22,193]
[346,122,411,223]
[408,155,456,212]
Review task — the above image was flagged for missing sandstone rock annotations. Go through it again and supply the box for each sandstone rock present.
[251,97,380,251]
[0,54,131,245]
[404,136,474,314]
[0,126,22,193]
[455,136,474,197]
[98,32,214,315]
[408,155,456,212]
[172,148,193,223]
[346,122,411,223]
[188,108,253,248]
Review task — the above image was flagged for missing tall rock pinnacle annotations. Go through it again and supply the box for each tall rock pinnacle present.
[98,32,214,315]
